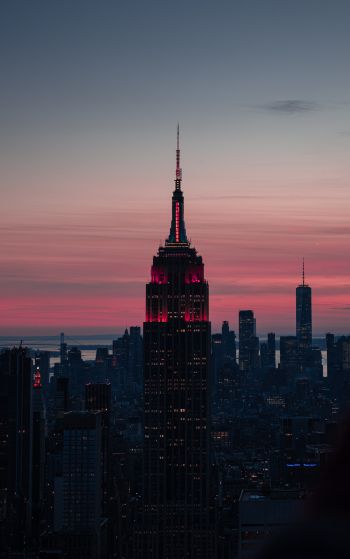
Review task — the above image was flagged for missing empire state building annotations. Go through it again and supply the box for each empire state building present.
[140,128,213,559]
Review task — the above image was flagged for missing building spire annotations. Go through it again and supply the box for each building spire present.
[302,257,305,286]
[175,123,182,190]
[166,126,188,245]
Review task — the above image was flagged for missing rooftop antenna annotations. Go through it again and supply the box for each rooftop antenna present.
[302,257,305,286]
[175,123,182,189]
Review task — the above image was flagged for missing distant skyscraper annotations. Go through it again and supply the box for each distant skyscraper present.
[326,334,350,386]
[260,342,269,369]
[280,336,298,373]
[112,329,130,389]
[60,332,68,369]
[0,347,33,551]
[239,310,259,371]
[267,333,276,369]
[326,332,336,382]
[296,260,312,355]
[140,128,213,558]
[221,320,236,362]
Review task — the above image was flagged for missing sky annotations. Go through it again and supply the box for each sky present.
[1,0,350,336]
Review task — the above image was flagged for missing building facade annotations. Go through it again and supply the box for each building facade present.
[239,310,259,372]
[141,128,214,558]
[296,262,312,357]
[0,347,33,552]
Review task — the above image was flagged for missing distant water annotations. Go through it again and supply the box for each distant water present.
[0,334,327,373]
[0,334,116,365]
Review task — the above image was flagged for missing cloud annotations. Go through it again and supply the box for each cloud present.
[260,100,319,114]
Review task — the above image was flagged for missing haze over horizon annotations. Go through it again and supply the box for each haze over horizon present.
[1,0,350,336]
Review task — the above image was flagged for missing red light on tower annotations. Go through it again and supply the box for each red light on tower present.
[33,366,42,389]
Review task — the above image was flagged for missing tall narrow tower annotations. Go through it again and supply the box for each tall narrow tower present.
[296,259,312,361]
[141,129,213,558]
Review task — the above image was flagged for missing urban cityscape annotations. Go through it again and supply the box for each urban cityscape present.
[2,2,350,558]
[1,132,350,558]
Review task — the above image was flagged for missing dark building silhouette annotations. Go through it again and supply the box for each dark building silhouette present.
[68,346,82,366]
[211,333,223,403]
[267,332,276,369]
[0,347,33,552]
[221,320,236,363]
[32,366,46,543]
[60,332,68,369]
[112,329,130,390]
[261,333,276,370]
[280,336,299,374]
[52,411,106,559]
[326,332,336,381]
[34,350,50,391]
[212,322,236,403]
[326,333,350,387]
[85,383,111,515]
[55,376,70,419]
[260,342,269,370]
[129,326,143,386]
[95,347,109,365]
[140,128,214,558]
[85,382,111,416]
[239,310,259,371]
[296,260,312,360]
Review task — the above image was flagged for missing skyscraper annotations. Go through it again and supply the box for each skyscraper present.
[280,336,299,374]
[32,366,46,543]
[0,347,33,552]
[141,128,213,558]
[296,260,312,356]
[85,383,111,515]
[129,326,143,386]
[221,320,236,363]
[54,411,106,559]
[34,350,50,391]
[239,310,259,372]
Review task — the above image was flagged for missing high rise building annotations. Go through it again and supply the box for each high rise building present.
[34,350,50,391]
[55,376,70,419]
[54,411,106,559]
[239,310,259,371]
[60,332,68,369]
[280,336,299,374]
[112,329,130,390]
[129,326,143,385]
[221,320,236,363]
[32,366,46,543]
[85,383,111,515]
[0,347,33,551]
[296,260,312,356]
[267,332,276,369]
[140,128,214,558]
[326,334,350,386]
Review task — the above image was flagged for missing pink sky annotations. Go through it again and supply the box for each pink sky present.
[1,177,349,336]
[1,1,350,337]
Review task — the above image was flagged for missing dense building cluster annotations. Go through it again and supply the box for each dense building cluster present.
[1,135,350,558]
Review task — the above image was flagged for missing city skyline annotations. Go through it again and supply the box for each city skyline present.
[1,1,350,335]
